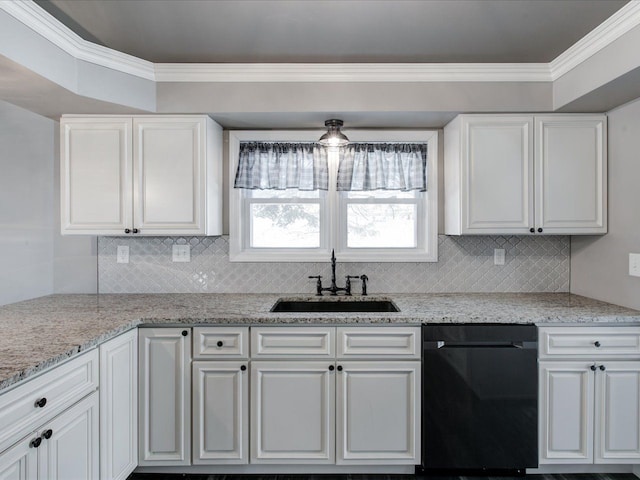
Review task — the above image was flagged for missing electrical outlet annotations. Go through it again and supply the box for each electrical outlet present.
[116,245,129,264]
[172,245,191,263]
[630,253,640,277]
[494,248,505,266]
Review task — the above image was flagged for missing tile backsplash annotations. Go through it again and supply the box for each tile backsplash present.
[98,235,569,294]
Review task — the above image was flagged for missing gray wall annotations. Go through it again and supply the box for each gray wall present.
[0,100,96,306]
[571,96,640,309]
[0,100,55,305]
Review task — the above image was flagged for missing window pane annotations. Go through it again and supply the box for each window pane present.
[346,190,417,199]
[250,189,320,199]
[251,204,320,248]
[347,204,416,248]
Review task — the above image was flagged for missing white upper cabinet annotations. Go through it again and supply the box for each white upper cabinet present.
[445,114,607,235]
[60,117,132,235]
[61,115,223,236]
[535,116,607,234]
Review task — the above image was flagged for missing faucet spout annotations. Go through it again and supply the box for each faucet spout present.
[330,249,338,293]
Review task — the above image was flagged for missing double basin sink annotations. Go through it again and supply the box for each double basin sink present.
[270,298,400,313]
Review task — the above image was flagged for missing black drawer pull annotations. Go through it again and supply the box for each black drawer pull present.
[217,341,224,347]
[182,330,188,336]
[599,365,606,371]
[240,365,247,371]
[594,341,601,347]
[35,397,47,408]
[42,429,53,440]
[590,365,597,371]
[30,437,41,448]
[328,365,335,371]
[337,365,343,372]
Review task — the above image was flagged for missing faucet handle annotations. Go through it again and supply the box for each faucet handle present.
[345,276,359,296]
[309,275,323,296]
[359,274,369,296]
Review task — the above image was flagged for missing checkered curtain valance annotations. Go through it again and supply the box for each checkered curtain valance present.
[337,143,428,192]
[234,142,427,191]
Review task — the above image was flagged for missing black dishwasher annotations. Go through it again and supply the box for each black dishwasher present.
[420,324,538,475]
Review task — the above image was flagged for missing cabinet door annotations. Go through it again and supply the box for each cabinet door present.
[138,328,191,466]
[0,435,37,480]
[192,361,248,464]
[336,361,420,465]
[535,115,607,234]
[133,117,206,234]
[595,362,640,463]
[39,392,99,480]
[461,116,534,234]
[60,117,133,235]
[251,361,334,464]
[100,329,138,480]
[539,361,594,464]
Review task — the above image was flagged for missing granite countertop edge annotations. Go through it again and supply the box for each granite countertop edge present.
[2,292,640,393]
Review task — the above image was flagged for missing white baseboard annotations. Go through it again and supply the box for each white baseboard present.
[134,464,415,475]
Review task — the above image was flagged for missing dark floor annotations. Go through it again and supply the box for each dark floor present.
[128,474,637,480]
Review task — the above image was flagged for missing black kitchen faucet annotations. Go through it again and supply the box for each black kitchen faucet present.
[308,250,368,296]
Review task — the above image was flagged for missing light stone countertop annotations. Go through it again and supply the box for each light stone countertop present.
[1,292,639,392]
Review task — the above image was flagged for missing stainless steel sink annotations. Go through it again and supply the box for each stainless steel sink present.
[270,298,400,313]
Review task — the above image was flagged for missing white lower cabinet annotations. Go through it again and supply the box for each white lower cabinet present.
[138,328,191,466]
[594,362,640,463]
[539,361,595,463]
[99,329,138,480]
[0,434,37,480]
[192,361,248,464]
[0,392,99,480]
[39,392,99,480]
[539,326,640,466]
[0,350,99,480]
[250,326,421,466]
[336,361,420,464]
[250,361,335,464]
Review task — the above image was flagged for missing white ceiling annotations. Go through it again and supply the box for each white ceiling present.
[37,0,627,64]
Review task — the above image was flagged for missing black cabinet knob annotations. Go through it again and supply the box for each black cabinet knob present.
[132,228,139,234]
[42,429,53,440]
[35,397,47,408]
[30,437,42,448]
[537,228,543,233]
[337,365,343,372]
[240,365,247,371]
[529,228,535,233]
[328,365,335,371]
[594,341,601,347]
[599,365,606,371]
[217,341,224,347]
[590,365,597,371]
[124,229,131,234]
[181,330,188,336]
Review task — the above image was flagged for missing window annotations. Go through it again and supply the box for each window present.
[229,130,438,262]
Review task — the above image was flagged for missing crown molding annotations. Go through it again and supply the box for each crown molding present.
[0,0,155,80]
[153,63,551,83]
[549,0,640,80]
[2,0,640,85]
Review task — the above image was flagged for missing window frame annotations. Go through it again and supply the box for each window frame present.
[229,130,438,262]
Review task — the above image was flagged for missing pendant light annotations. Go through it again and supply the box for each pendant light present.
[318,119,349,147]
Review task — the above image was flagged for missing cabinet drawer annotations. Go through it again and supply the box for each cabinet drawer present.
[539,327,640,358]
[337,327,420,359]
[0,349,98,453]
[193,327,249,359]
[251,327,335,358]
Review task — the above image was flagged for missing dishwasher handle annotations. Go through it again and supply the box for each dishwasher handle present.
[424,340,537,350]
